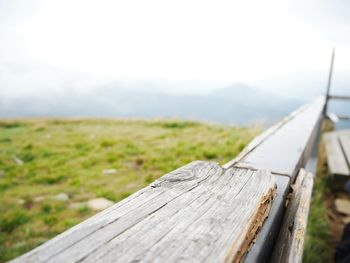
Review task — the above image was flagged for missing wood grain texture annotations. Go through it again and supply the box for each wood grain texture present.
[223,101,310,169]
[233,97,325,179]
[339,132,350,168]
[328,95,350,101]
[324,132,350,176]
[12,162,276,263]
[270,169,314,263]
[243,175,290,263]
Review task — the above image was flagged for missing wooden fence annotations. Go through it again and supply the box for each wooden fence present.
[12,97,326,263]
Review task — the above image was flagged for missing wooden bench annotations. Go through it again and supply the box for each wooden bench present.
[12,97,325,263]
[324,130,350,189]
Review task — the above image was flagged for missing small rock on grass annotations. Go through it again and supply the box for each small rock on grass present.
[0,170,5,178]
[103,169,117,175]
[87,198,114,211]
[52,193,69,202]
[34,196,46,202]
[335,198,350,215]
[18,199,25,205]
[69,202,87,209]
[13,156,24,166]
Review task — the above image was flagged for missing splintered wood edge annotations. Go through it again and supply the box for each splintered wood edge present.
[226,176,277,263]
[289,171,314,262]
[270,169,314,263]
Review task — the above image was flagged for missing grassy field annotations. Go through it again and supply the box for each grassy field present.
[0,119,259,262]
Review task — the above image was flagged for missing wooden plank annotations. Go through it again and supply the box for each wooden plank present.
[323,132,350,176]
[270,169,314,263]
[228,98,324,262]
[338,115,350,121]
[331,130,350,136]
[11,161,216,262]
[233,97,325,179]
[329,95,350,101]
[339,132,350,167]
[223,101,310,169]
[244,175,290,263]
[12,163,277,263]
[327,112,339,123]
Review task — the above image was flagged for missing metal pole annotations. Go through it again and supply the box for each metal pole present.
[323,48,335,116]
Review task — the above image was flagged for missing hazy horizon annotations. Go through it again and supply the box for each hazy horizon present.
[1,0,350,128]
[1,0,350,99]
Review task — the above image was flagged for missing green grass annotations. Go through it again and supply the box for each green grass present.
[303,121,333,263]
[0,118,259,262]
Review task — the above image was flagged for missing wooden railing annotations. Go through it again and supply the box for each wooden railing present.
[323,49,350,122]
[12,97,326,263]
[325,95,350,122]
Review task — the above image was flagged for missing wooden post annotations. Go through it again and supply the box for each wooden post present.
[270,169,314,263]
[323,48,335,117]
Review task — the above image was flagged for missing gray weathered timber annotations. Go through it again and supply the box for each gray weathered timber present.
[323,132,350,176]
[11,161,215,262]
[338,115,350,121]
[12,161,277,263]
[327,113,339,123]
[328,95,350,101]
[270,169,314,263]
[323,48,335,116]
[244,175,289,263]
[231,97,325,179]
[223,102,310,170]
[230,97,324,262]
[339,132,350,167]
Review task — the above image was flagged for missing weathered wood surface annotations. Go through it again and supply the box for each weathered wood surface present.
[223,102,310,170]
[12,161,277,263]
[327,112,339,123]
[243,175,289,263]
[328,95,350,101]
[228,97,325,179]
[323,131,350,176]
[270,169,314,263]
[338,115,350,121]
[339,132,350,167]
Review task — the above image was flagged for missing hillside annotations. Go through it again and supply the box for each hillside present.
[0,119,259,262]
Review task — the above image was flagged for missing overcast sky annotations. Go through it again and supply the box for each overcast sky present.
[1,0,350,96]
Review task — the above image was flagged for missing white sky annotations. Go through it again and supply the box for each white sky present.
[1,0,350,95]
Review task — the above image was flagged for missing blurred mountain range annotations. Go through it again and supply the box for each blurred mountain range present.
[0,84,305,126]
